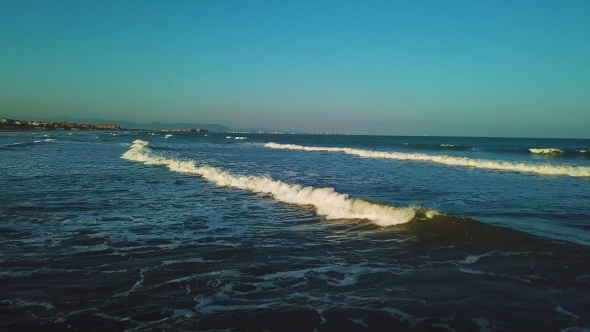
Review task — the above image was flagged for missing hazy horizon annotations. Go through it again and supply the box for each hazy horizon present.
[1,1,589,138]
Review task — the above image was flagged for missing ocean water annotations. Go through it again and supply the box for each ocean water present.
[1,131,590,331]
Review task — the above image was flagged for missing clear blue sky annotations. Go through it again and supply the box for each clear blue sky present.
[1,1,589,137]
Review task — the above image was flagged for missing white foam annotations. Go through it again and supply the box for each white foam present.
[161,257,209,265]
[556,306,579,321]
[473,318,493,332]
[259,264,388,287]
[529,148,563,154]
[265,143,590,178]
[425,210,438,218]
[165,134,172,138]
[348,318,369,329]
[459,251,495,264]
[112,267,147,298]
[235,136,247,140]
[122,140,424,226]
[226,136,232,139]
[1,299,55,310]
[459,268,485,275]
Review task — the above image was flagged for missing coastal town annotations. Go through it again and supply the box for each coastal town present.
[0,118,351,135]
[0,118,208,133]
[1,118,121,131]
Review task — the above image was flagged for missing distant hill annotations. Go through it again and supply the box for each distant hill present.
[40,116,231,132]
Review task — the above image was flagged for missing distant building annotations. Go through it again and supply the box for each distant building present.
[97,124,119,130]
[188,128,208,133]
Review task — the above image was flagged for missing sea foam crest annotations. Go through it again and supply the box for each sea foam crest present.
[122,140,427,226]
[529,148,563,154]
[264,143,590,178]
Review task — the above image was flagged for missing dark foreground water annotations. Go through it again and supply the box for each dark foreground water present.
[1,132,590,331]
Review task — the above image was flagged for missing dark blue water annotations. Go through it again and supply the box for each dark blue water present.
[1,131,589,331]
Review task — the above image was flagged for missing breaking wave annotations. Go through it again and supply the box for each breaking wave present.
[529,148,563,155]
[264,143,590,178]
[495,148,590,157]
[122,140,434,226]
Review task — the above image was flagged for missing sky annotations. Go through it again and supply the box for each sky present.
[1,1,589,137]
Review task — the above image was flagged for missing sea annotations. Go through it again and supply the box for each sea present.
[1,131,590,332]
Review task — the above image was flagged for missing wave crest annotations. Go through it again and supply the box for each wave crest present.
[122,140,429,226]
[264,143,590,178]
[529,148,563,154]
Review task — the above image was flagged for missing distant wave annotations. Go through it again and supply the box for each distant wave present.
[264,143,590,178]
[122,140,436,226]
[165,134,173,139]
[5,142,35,147]
[402,142,472,151]
[529,148,563,155]
[494,147,590,157]
[235,137,247,140]
[1,141,42,149]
